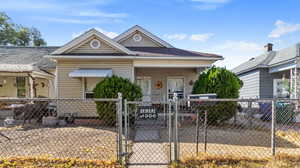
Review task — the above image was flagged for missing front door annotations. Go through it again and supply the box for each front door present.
[136,76,152,102]
[167,77,184,99]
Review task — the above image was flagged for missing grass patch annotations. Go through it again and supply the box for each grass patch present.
[0,157,121,168]
[171,154,300,168]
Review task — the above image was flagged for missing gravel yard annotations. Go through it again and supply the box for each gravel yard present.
[0,125,117,161]
[160,125,300,159]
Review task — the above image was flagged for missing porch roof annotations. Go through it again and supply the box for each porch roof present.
[69,69,113,78]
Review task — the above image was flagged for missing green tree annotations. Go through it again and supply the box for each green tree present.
[192,66,243,124]
[0,12,15,45]
[192,66,243,98]
[93,75,142,125]
[30,27,47,46]
[0,12,46,46]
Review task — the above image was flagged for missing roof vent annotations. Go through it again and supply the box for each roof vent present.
[249,58,255,61]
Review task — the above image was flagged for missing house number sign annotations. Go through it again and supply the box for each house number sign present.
[137,106,158,120]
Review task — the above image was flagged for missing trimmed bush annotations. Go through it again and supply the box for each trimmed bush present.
[93,75,142,125]
[192,66,243,124]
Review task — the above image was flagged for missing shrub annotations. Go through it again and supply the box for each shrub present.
[93,75,142,125]
[192,66,243,124]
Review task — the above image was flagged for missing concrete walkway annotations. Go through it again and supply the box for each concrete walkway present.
[128,129,168,168]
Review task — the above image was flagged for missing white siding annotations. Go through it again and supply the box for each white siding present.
[239,70,260,99]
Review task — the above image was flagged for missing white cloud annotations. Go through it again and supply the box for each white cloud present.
[211,41,262,52]
[1,0,128,23]
[191,0,230,3]
[269,20,300,38]
[164,34,187,40]
[195,4,219,10]
[78,11,128,18]
[191,0,231,10]
[190,33,214,42]
[72,27,118,39]
[0,0,61,11]
[207,41,263,69]
[164,33,214,42]
[43,18,100,24]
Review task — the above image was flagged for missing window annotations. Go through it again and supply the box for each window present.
[84,78,103,99]
[273,79,290,98]
[16,77,26,98]
[136,77,151,101]
[167,77,184,99]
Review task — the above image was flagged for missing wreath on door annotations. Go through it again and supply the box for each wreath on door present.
[155,81,163,89]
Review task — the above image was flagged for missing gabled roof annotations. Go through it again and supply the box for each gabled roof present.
[127,47,222,58]
[52,29,135,55]
[232,43,300,75]
[114,25,174,48]
[0,46,58,70]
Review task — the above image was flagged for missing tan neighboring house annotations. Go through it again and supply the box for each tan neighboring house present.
[0,46,57,98]
[47,25,222,116]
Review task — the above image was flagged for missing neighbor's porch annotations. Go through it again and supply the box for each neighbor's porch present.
[270,61,300,99]
[0,72,54,98]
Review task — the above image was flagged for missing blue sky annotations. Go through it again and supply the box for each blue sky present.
[1,0,300,69]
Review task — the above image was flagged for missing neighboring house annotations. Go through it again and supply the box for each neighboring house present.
[0,46,58,98]
[232,43,300,99]
[47,25,223,117]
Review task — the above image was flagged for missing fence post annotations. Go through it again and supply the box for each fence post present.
[271,99,276,156]
[168,99,172,163]
[124,99,128,162]
[173,93,179,162]
[248,101,253,127]
[196,111,199,156]
[117,92,123,164]
[204,110,208,153]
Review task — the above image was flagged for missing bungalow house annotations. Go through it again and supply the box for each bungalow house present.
[46,25,223,117]
[0,46,57,98]
[0,25,222,116]
[232,43,300,99]
[48,25,223,101]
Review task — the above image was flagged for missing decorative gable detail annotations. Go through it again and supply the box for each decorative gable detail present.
[65,36,121,54]
[114,25,173,48]
[52,29,135,55]
[119,31,163,47]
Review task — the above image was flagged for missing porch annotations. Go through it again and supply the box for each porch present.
[270,65,300,99]
[0,72,54,98]
[134,67,206,101]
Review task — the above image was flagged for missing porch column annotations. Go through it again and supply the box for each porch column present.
[48,78,55,98]
[28,76,34,98]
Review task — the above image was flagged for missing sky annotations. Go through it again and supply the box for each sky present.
[1,0,300,69]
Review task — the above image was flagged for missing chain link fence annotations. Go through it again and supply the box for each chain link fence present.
[0,98,122,163]
[177,98,300,160]
[1,97,300,166]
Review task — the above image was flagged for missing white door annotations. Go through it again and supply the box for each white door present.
[136,77,152,102]
[167,77,184,99]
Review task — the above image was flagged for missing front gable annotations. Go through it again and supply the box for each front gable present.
[52,29,134,55]
[118,30,163,47]
[65,35,121,54]
[114,25,173,48]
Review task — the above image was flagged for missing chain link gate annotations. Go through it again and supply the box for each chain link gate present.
[122,99,179,167]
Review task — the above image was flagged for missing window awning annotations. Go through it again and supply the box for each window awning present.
[69,69,112,78]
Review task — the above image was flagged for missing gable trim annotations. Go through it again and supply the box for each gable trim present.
[114,25,174,48]
[52,29,135,55]
[46,55,221,60]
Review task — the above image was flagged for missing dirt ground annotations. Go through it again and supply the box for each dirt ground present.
[160,125,300,159]
[0,125,117,161]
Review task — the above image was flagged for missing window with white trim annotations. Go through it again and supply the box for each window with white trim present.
[84,78,103,98]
